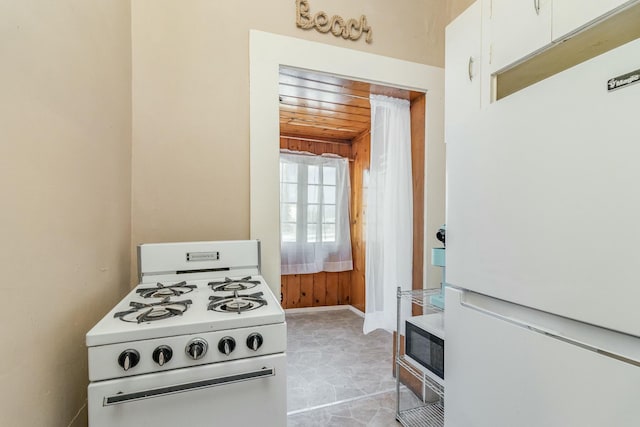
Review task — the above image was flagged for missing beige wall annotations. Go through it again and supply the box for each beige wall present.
[131,0,447,282]
[446,0,477,23]
[0,1,459,425]
[0,1,132,426]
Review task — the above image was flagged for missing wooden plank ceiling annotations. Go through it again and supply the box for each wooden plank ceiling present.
[279,68,423,144]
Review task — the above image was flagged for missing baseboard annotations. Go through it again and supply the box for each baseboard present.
[285,305,350,314]
[347,305,365,318]
[285,305,365,318]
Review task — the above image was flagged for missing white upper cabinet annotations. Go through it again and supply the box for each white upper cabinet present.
[445,1,482,144]
[488,0,552,73]
[552,0,634,41]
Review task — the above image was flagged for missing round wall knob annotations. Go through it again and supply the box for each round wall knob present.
[152,345,173,366]
[246,333,263,351]
[118,349,140,371]
[185,338,208,360]
[218,337,236,356]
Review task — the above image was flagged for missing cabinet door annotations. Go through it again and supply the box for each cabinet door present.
[489,0,552,72]
[445,1,481,145]
[552,0,634,41]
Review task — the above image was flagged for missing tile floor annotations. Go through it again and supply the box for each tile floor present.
[285,308,406,426]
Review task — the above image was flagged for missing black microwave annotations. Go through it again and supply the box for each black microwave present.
[405,313,445,380]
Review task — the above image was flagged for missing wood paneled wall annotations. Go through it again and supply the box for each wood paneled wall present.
[281,271,352,308]
[279,136,354,308]
[349,131,370,313]
[280,136,352,158]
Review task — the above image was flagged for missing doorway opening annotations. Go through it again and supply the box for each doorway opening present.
[248,30,445,314]
[277,66,426,313]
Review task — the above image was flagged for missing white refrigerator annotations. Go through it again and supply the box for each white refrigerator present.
[444,8,640,427]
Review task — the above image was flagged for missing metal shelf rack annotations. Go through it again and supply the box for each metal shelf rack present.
[395,287,444,427]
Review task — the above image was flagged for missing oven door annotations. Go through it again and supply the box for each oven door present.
[88,353,286,427]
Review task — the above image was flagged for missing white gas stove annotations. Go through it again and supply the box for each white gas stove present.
[86,240,286,427]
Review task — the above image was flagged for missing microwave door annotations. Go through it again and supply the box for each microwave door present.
[406,322,445,380]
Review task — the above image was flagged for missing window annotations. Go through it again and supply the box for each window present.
[281,162,337,243]
[280,161,298,243]
[279,151,353,275]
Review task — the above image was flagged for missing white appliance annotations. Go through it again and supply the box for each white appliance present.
[405,313,445,385]
[86,240,286,427]
[444,3,640,427]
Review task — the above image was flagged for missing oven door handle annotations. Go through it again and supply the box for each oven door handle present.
[103,366,275,406]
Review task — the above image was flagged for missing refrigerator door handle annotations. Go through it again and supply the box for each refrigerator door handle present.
[459,294,640,368]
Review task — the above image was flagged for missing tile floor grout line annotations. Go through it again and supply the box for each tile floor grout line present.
[287,388,396,416]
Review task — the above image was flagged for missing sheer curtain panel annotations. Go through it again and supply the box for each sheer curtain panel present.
[363,95,413,334]
[280,151,353,275]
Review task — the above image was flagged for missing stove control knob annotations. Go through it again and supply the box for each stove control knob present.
[152,345,173,366]
[118,349,140,371]
[246,333,263,351]
[218,337,236,356]
[185,338,208,360]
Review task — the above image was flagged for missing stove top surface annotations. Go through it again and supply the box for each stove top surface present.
[86,275,284,347]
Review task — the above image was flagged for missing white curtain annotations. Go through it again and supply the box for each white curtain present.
[280,151,353,275]
[363,95,413,334]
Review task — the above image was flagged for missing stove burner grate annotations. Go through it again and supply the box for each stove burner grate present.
[209,276,260,292]
[136,281,196,298]
[208,291,267,314]
[114,297,192,323]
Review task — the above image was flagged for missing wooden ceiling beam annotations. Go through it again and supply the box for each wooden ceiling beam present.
[279,96,370,117]
[280,119,363,133]
[278,87,370,109]
[279,76,371,99]
[279,68,371,92]
[279,104,371,123]
[280,126,358,141]
[280,111,369,130]
[280,134,353,145]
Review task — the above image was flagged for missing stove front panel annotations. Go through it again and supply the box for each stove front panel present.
[88,353,286,427]
[89,322,286,381]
